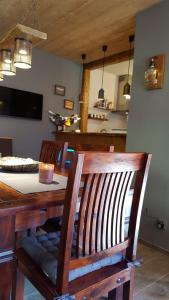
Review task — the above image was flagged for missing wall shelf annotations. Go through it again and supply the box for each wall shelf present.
[88,116,108,121]
[94,105,112,111]
[111,110,129,115]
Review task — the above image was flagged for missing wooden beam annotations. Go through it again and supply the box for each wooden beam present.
[84,49,134,70]
[79,68,90,133]
[0,24,47,48]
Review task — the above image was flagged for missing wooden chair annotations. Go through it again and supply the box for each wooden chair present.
[0,137,12,156]
[39,140,68,167]
[15,151,151,300]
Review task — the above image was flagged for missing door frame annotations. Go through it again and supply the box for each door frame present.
[79,49,134,132]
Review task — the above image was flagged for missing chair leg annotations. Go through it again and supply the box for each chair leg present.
[14,269,25,300]
[108,286,123,299]
[123,268,135,300]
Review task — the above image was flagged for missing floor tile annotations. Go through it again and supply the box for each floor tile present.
[137,243,163,264]
[135,273,169,300]
[135,252,169,293]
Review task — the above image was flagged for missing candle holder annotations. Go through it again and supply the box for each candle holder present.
[39,163,54,184]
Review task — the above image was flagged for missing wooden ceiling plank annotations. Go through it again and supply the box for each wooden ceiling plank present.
[0,0,161,61]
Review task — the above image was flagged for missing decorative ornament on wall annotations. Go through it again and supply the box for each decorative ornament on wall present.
[48,110,80,132]
[144,54,165,90]
[64,99,74,110]
[54,84,66,96]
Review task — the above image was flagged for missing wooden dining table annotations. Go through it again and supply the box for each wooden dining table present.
[0,166,68,300]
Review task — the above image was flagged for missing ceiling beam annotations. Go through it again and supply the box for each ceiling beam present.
[84,49,134,70]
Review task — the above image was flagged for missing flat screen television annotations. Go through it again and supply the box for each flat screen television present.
[0,86,43,120]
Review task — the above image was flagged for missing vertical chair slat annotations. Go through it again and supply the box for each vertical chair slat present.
[107,173,120,249]
[77,174,93,257]
[102,173,116,250]
[84,174,100,255]
[90,174,105,254]
[116,172,131,245]
[95,173,107,252]
[121,171,134,243]
[98,173,111,251]
[112,173,126,246]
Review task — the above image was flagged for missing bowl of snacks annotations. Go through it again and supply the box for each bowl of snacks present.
[0,157,39,172]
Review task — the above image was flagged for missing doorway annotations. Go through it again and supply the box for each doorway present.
[80,50,134,133]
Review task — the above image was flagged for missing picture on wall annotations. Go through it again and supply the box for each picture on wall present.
[54,85,66,96]
[64,99,74,110]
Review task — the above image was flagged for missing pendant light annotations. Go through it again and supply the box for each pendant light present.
[123,35,134,100]
[14,38,32,69]
[79,53,86,104]
[0,49,16,76]
[98,45,107,99]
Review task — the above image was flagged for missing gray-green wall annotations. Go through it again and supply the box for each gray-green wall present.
[0,48,82,159]
[127,0,169,250]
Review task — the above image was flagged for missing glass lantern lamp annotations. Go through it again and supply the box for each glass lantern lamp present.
[0,49,16,76]
[98,45,107,100]
[145,58,158,86]
[14,38,32,69]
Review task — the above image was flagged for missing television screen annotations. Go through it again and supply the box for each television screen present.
[0,86,43,120]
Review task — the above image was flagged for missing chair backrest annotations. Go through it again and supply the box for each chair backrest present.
[39,140,68,167]
[57,151,151,293]
[0,137,12,156]
[64,144,114,168]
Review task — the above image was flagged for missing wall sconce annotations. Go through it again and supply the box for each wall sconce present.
[144,54,165,89]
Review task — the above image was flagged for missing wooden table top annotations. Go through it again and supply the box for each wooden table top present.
[0,167,68,217]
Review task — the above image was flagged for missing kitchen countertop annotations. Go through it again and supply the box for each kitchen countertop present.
[53,131,127,136]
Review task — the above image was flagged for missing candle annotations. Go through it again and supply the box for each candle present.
[39,163,54,184]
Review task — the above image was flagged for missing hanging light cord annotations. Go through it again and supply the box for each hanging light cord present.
[127,40,131,82]
[127,35,134,82]
[20,0,40,30]
[101,50,105,88]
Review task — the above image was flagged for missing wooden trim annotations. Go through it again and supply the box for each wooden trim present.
[84,49,134,70]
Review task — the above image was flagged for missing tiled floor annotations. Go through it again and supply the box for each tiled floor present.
[134,243,169,299]
[24,243,169,299]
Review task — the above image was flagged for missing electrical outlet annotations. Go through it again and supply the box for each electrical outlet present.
[156,219,168,231]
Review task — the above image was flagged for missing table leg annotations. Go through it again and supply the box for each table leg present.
[0,215,15,300]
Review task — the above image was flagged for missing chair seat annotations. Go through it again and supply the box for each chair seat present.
[21,232,123,284]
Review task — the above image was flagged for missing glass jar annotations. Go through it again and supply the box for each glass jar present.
[145,58,158,86]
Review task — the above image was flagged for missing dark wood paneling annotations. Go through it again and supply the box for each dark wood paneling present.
[53,132,126,152]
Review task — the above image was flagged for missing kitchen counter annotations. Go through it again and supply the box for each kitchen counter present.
[53,131,127,152]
